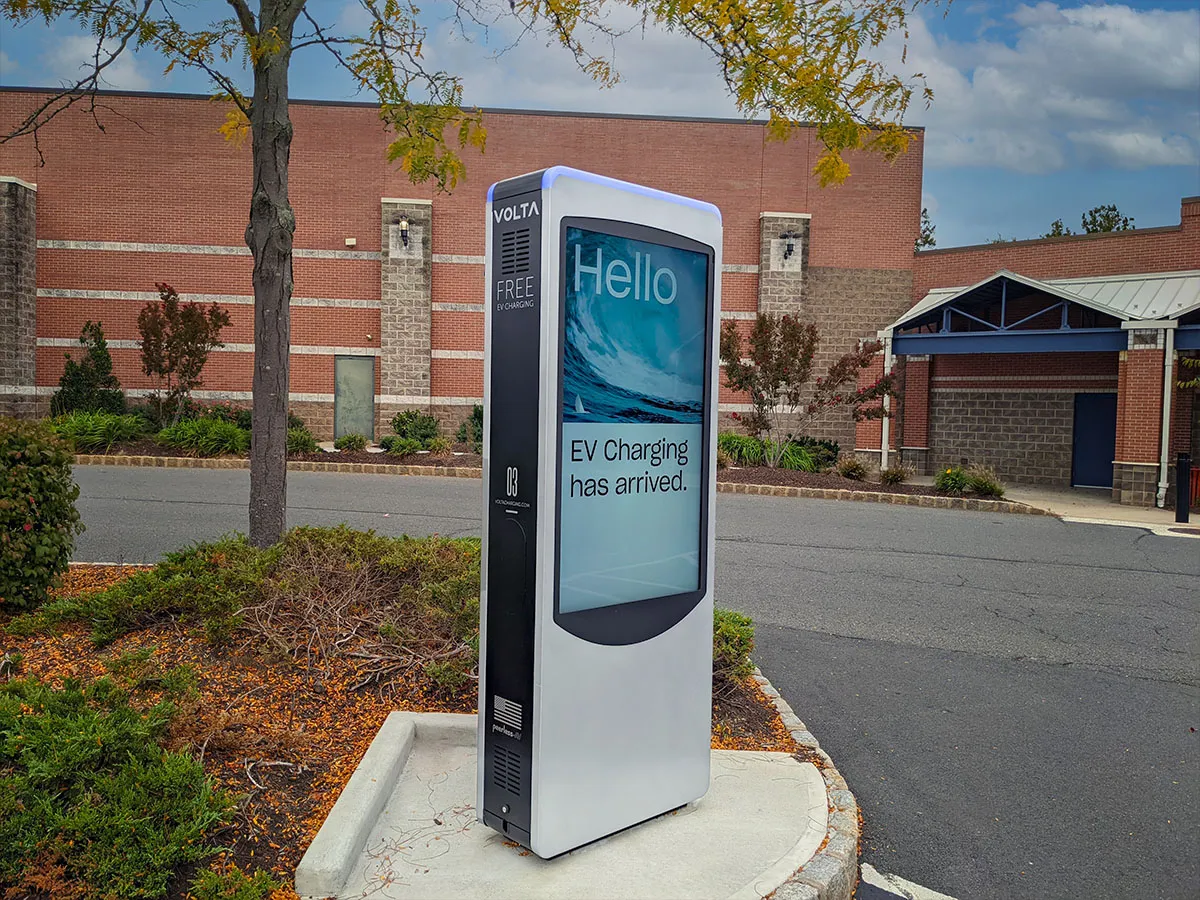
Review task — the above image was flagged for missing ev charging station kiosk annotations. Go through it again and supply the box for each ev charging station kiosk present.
[479,166,722,858]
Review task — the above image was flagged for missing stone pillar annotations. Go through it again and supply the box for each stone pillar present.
[379,198,433,431]
[1113,329,1165,506]
[758,214,809,315]
[0,177,37,418]
[899,355,931,474]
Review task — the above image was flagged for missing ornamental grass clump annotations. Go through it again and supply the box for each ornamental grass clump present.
[879,463,912,485]
[334,432,368,451]
[52,410,144,451]
[835,455,868,480]
[965,464,1005,498]
[286,425,319,455]
[0,418,83,612]
[158,418,250,457]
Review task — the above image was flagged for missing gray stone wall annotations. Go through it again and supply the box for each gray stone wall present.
[754,215,913,451]
[380,200,432,404]
[1112,462,1158,507]
[0,178,37,418]
[928,389,1078,485]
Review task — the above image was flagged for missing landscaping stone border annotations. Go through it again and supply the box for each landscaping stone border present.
[752,667,859,900]
[73,453,1047,515]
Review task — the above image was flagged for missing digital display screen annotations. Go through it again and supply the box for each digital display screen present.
[558,225,710,614]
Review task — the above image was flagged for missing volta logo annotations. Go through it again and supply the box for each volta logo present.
[494,201,540,222]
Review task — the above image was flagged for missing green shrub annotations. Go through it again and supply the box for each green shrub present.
[50,321,126,416]
[0,419,84,612]
[334,432,368,451]
[789,435,840,471]
[385,436,423,457]
[716,447,731,469]
[391,409,440,448]
[0,677,232,899]
[713,608,755,681]
[775,441,818,472]
[52,410,144,451]
[457,405,484,444]
[11,535,269,646]
[935,465,968,495]
[717,432,764,466]
[965,464,1005,498]
[879,464,911,485]
[835,455,868,480]
[427,436,452,456]
[158,418,250,457]
[188,865,280,900]
[287,425,319,455]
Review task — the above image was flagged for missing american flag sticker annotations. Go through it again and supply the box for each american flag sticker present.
[494,695,523,730]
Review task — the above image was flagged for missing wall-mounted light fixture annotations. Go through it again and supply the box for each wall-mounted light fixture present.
[344,237,357,248]
[399,216,410,248]
[781,231,797,261]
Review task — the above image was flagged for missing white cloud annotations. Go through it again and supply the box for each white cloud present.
[419,5,742,118]
[45,34,151,91]
[887,3,1200,173]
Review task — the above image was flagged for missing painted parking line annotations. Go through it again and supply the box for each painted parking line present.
[1058,515,1200,538]
[859,863,959,900]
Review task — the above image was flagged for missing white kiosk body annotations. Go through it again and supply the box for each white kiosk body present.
[479,167,722,858]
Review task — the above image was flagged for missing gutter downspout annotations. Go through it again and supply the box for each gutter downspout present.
[879,330,895,471]
[1157,324,1177,508]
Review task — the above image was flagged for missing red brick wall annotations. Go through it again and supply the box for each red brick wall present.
[913,198,1200,301]
[1,87,924,407]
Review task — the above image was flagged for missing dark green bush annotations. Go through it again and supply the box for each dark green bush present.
[391,410,440,448]
[385,436,423,457]
[835,455,868,480]
[334,432,368,452]
[287,425,319,455]
[50,321,126,416]
[0,677,232,899]
[0,419,83,612]
[935,465,969,495]
[788,435,840,470]
[11,535,271,646]
[879,464,911,485]
[965,464,1005,498]
[158,418,250,457]
[457,405,484,444]
[52,410,144,451]
[713,608,755,681]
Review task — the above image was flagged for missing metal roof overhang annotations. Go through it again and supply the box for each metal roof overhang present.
[892,328,1128,356]
[889,269,1200,357]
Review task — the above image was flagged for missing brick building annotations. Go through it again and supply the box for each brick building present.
[856,197,1199,507]
[1,87,1195,507]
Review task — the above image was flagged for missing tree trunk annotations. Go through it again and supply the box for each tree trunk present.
[247,2,298,548]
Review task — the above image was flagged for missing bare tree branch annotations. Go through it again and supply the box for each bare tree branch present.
[224,0,258,36]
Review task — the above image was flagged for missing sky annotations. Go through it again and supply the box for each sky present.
[0,0,1197,247]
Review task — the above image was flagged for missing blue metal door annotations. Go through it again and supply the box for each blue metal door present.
[1072,393,1117,488]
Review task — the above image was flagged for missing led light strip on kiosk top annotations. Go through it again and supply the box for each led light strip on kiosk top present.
[480,166,722,859]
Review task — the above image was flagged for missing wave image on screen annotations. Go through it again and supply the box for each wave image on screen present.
[563,227,708,424]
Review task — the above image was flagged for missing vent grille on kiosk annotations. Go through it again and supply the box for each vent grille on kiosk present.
[500,229,531,276]
[492,745,522,796]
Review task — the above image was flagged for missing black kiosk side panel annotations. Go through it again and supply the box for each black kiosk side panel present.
[482,178,543,845]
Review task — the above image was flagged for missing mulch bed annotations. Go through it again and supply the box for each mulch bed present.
[718,466,936,495]
[3,566,795,897]
[289,449,484,467]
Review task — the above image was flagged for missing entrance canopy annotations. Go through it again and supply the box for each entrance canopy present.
[889,269,1200,355]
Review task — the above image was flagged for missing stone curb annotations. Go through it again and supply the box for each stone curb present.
[752,666,858,900]
[715,481,1045,516]
[72,453,484,479]
[72,454,1043,515]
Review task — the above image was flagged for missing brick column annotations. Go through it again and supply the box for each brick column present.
[900,355,930,474]
[379,199,433,430]
[1113,329,1166,506]
[0,177,37,418]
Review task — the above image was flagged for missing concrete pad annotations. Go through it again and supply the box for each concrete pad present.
[302,712,828,900]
